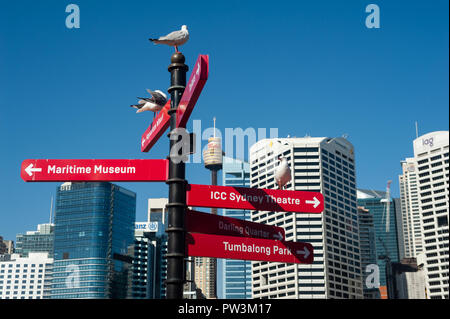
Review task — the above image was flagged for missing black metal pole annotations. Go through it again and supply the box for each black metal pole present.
[210,169,218,298]
[166,52,188,299]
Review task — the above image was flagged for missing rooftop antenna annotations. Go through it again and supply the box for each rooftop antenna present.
[49,196,54,224]
[213,116,216,138]
[415,122,419,138]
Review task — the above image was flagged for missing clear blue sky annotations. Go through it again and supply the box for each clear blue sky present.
[0,0,448,243]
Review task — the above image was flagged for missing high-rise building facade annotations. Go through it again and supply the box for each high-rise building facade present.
[357,189,401,299]
[357,206,379,299]
[147,198,169,299]
[50,182,136,299]
[399,158,423,259]
[220,157,252,299]
[0,252,53,299]
[131,221,165,299]
[249,137,363,299]
[15,224,54,258]
[411,131,449,299]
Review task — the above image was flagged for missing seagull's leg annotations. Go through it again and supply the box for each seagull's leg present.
[150,112,156,130]
[175,45,179,52]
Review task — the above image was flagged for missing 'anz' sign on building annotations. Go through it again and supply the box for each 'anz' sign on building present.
[135,222,158,232]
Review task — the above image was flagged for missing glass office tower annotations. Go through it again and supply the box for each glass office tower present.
[15,224,54,258]
[220,157,252,299]
[357,189,401,298]
[50,182,136,299]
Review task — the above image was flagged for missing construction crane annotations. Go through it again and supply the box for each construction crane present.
[380,180,392,233]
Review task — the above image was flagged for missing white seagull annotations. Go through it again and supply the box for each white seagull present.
[274,156,292,190]
[149,25,189,52]
[130,89,167,117]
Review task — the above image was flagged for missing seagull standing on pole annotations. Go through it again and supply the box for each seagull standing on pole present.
[130,89,167,119]
[274,156,292,190]
[149,25,189,52]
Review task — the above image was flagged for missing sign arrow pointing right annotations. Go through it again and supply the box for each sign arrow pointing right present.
[305,196,321,208]
[273,231,283,241]
[296,246,310,259]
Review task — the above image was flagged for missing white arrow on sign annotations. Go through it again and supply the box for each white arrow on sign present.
[296,247,310,259]
[272,231,283,241]
[25,164,42,176]
[305,196,321,208]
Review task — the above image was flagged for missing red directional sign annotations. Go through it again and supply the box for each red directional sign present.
[141,100,171,152]
[21,159,168,182]
[186,184,324,213]
[186,233,314,264]
[186,209,285,241]
[176,54,209,128]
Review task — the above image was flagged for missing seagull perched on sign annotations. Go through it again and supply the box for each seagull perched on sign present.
[130,89,167,117]
[149,25,189,52]
[274,156,292,190]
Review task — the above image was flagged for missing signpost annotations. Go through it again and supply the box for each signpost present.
[176,54,209,128]
[186,184,324,213]
[186,209,285,241]
[186,232,314,265]
[20,159,168,182]
[20,48,324,299]
[141,100,171,152]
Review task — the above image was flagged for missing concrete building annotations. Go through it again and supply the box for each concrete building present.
[399,158,423,259]
[249,137,363,299]
[411,131,449,299]
[131,221,172,299]
[0,252,53,299]
[146,198,170,299]
[393,256,427,299]
[0,236,14,255]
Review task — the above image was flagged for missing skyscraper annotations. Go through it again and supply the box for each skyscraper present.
[401,131,449,299]
[50,182,136,299]
[357,206,379,299]
[147,198,169,299]
[220,157,252,299]
[249,137,363,299]
[399,158,423,259]
[131,221,167,299]
[357,189,401,299]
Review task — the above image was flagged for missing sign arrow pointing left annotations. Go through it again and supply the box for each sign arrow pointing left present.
[25,164,42,176]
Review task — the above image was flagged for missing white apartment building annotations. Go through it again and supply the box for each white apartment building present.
[0,252,53,299]
[399,158,423,259]
[412,131,449,299]
[249,137,363,299]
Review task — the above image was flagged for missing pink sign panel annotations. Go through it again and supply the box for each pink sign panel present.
[176,54,209,128]
[141,101,171,152]
[186,209,285,241]
[186,232,314,265]
[186,184,324,213]
[21,159,168,182]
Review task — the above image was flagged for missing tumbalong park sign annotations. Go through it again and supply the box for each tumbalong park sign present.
[186,232,314,265]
